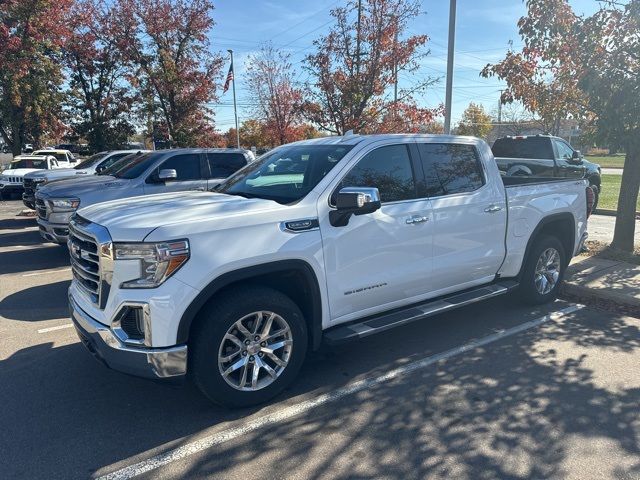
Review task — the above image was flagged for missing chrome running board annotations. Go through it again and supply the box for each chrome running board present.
[323,280,518,344]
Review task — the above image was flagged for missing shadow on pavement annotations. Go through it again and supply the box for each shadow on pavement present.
[0,244,69,275]
[0,302,638,479]
[0,228,43,248]
[0,280,70,321]
[0,216,36,230]
[177,309,640,480]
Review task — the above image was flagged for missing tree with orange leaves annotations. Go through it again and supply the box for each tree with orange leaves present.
[302,0,440,135]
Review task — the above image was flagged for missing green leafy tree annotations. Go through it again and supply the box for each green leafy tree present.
[456,103,493,138]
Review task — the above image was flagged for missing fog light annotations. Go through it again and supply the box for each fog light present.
[116,306,146,341]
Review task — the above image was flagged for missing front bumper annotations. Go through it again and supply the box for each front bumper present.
[37,216,71,243]
[69,292,188,379]
[0,184,24,195]
[22,193,35,210]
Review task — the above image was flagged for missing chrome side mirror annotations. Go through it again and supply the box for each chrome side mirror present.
[330,187,381,227]
[158,169,178,181]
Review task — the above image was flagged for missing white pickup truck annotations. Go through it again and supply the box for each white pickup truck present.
[67,134,592,407]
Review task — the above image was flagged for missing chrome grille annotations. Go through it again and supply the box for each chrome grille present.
[69,221,100,305]
[35,198,48,219]
[68,216,113,308]
[1,176,21,184]
[23,178,37,196]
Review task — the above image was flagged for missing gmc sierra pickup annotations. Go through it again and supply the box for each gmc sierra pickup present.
[67,134,592,407]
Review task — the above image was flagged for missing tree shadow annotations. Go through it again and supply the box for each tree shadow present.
[173,309,640,480]
[1,303,639,479]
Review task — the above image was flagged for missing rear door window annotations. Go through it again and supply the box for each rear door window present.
[417,143,484,196]
[206,152,247,178]
[492,137,554,160]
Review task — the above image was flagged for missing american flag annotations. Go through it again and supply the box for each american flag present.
[223,61,234,94]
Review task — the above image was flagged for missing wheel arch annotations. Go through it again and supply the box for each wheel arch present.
[177,260,324,350]
[517,212,576,279]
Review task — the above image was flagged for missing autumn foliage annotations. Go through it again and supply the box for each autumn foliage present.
[0,0,72,154]
[113,0,223,147]
[484,0,640,252]
[302,0,441,135]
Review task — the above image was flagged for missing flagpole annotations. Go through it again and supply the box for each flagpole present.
[228,49,240,148]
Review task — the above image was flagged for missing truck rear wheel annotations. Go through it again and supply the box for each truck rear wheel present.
[519,235,566,305]
[190,286,308,408]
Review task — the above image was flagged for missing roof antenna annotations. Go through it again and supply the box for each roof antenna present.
[344,130,354,137]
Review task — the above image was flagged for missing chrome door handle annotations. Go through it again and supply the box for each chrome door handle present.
[484,205,503,213]
[190,187,206,191]
[406,215,429,224]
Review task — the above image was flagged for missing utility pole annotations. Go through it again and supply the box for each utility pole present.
[393,16,398,121]
[228,49,240,148]
[497,90,503,124]
[444,0,457,134]
[356,0,362,76]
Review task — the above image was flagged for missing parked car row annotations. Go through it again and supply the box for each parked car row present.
[48,133,594,408]
[0,149,76,200]
[26,148,255,243]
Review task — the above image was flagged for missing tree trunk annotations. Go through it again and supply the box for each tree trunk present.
[11,118,22,156]
[611,144,640,252]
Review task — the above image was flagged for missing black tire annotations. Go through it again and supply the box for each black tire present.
[190,285,308,408]
[590,184,599,211]
[519,235,566,305]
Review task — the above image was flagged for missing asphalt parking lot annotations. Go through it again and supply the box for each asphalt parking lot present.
[1,198,639,480]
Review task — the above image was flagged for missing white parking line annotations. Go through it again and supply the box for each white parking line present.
[22,267,71,277]
[97,303,585,480]
[37,324,74,334]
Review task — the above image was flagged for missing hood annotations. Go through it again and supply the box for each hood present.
[1,168,39,177]
[25,168,77,180]
[78,191,283,241]
[37,175,128,197]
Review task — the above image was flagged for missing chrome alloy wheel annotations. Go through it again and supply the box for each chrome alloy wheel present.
[218,311,293,391]
[534,247,561,295]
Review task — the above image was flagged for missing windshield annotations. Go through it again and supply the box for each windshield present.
[216,144,354,204]
[492,137,554,160]
[10,158,47,169]
[34,151,68,162]
[109,152,159,179]
[74,152,107,170]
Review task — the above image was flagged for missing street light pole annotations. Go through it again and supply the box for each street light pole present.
[228,49,240,148]
[444,0,457,134]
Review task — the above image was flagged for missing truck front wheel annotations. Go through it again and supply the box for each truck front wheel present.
[519,235,566,305]
[190,286,308,408]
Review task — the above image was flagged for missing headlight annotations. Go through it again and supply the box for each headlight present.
[114,240,190,288]
[49,198,80,211]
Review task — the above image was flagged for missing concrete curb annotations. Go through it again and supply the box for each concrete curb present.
[560,282,640,311]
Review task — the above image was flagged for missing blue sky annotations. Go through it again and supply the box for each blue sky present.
[210,0,600,132]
